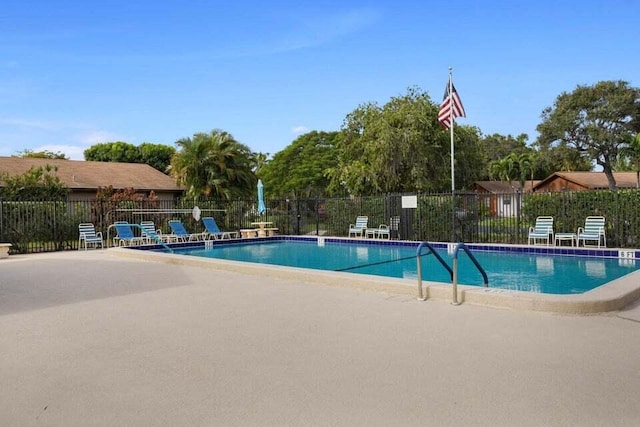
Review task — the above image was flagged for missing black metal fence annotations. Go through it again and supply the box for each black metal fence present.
[2,189,640,254]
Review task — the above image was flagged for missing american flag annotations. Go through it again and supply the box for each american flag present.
[438,81,465,130]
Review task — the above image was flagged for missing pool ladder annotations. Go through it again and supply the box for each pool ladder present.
[416,242,488,305]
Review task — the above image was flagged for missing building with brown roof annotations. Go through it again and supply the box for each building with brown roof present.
[532,172,639,192]
[473,180,540,217]
[473,180,539,194]
[0,157,184,201]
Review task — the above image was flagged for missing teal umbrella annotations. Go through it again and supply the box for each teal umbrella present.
[257,179,266,214]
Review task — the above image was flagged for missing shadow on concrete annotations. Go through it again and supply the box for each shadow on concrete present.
[0,258,192,316]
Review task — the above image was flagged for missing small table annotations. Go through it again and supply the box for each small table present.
[555,233,577,247]
[251,222,273,237]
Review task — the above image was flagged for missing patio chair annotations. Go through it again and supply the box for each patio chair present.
[528,216,554,246]
[168,219,205,242]
[202,217,238,240]
[140,221,176,244]
[577,216,606,248]
[113,222,147,246]
[78,223,104,250]
[365,224,391,239]
[348,216,368,237]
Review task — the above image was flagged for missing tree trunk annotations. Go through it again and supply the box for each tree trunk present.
[602,165,618,189]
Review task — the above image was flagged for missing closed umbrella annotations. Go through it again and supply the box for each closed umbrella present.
[257,179,266,215]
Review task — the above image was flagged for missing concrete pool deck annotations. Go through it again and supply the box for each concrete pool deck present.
[116,245,640,315]
[2,249,640,426]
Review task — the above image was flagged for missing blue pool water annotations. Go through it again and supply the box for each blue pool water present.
[174,239,639,295]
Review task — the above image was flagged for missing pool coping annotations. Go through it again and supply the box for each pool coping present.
[111,236,640,315]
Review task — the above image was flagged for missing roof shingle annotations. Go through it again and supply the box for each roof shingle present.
[0,157,182,191]
[474,180,540,193]
[536,172,638,190]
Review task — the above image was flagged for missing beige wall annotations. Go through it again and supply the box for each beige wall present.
[67,190,182,202]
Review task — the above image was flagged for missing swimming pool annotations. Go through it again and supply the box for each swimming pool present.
[173,238,639,295]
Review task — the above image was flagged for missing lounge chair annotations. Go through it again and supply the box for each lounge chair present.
[140,221,176,243]
[168,219,205,242]
[202,217,238,240]
[348,216,368,237]
[528,216,554,245]
[577,216,606,248]
[113,222,147,246]
[365,224,391,239]
[78,223,104,250]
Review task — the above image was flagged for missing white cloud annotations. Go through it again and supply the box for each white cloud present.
[0,117,132,160]
[33,127,131,160]
[291,125,309,134]
[56,129,130,160]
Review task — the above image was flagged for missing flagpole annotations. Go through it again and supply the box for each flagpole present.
[449,67,455,196]
[449,67,456,243]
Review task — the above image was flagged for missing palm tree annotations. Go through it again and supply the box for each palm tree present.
[517,152,539,189]
[489,155,519,184]
[251,152,270,176]
[170,130,256,199]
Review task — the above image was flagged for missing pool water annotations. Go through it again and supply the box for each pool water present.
[177,240,638,295]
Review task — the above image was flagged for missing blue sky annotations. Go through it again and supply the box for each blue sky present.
[1,0,638,160]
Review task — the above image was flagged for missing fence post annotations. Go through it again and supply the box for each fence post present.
[615,190,620,248]
[315,196,320,236]
[285,199,290,235]
[515,189,521,244]
[296,198,301,235]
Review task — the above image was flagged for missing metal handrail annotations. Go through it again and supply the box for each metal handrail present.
[416,241,453,301]
[451,242,488,305]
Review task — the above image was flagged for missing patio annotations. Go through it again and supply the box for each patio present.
[1,250,640,426]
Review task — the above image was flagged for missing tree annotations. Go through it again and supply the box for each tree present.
[170,129,255,200]
[517,152,538,187]
[532,139,593,175]
[14,149,69,159]
[537,80,640,189]
[480,133,529,164]
[450,125,486,189]
[84,141,139,163]
[489,152,544,187]
[84,141,175,173]
[328,87,484,195]
[488,155,520,183]
[0,165,69,200]
[138,143,175,173]
[618,133,640,187]
[480,134,565,182]
[260,131,340,198]
[251,152,270,176]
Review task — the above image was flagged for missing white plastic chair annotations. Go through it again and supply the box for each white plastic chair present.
[528,216,554,245]
[348,216,369,237]
[577,216,606,248]
[78,223,104,250]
